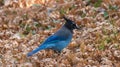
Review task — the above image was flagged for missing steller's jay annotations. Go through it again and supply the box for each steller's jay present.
[27,17,79,57]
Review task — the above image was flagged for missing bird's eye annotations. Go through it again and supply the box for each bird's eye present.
[71,23,79,29]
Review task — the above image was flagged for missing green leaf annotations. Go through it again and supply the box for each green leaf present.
[22,14,28,20]
[55,0,59,2]
[34,22,41,27]
[12,10,17,14]
[105,37,111,44]
[69,5,76,10]
[23,25,31,35]
[109,5,118,10]
[114,45,119,49]
[60,8,66,15]
[32,4,41,7]
[98,44,105,50]
[81,13,86,18]
[20,23,25,28]
[32,30,36,35]
[104,11,109,18]
[26,26,31,32]
[46,25,52,30]
[94,0,102,7]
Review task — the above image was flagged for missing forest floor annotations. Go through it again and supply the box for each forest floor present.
[0,0,120,67]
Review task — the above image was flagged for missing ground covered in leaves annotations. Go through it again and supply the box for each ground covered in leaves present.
[0,0,120,67]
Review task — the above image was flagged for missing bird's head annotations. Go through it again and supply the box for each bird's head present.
[63,16,79,30]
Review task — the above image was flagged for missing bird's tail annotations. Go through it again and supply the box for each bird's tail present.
[27,45,47,57]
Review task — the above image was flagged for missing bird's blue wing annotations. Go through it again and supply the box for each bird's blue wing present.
[42,34,66,44]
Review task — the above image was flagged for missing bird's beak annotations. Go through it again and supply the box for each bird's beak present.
[75,24,80,29]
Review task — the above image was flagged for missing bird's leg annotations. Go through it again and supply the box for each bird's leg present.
[54,50,61,55]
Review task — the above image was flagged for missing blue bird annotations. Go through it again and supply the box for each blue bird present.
[27,17,79,57]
